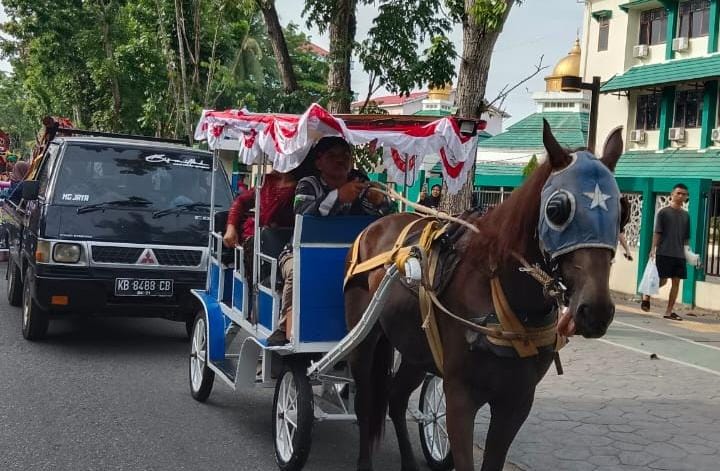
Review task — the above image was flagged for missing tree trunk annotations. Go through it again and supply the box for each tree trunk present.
[100,2,121,131]
[327,0,356,113]
[256,0,298,94]
[174,0,192,141]
[440,0,515,213]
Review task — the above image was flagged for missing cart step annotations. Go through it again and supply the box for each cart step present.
[214,359,237,383]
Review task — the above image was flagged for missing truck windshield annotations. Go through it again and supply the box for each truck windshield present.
[53,144,231,210]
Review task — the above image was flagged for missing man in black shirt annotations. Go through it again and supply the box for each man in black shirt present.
[641,183,690,321]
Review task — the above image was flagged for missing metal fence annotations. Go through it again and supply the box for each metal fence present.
[473,187,509,214]
[705,186,720,277]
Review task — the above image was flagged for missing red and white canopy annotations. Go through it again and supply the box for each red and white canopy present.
[194,103,478,194]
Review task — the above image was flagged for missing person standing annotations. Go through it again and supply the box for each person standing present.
[641,184,690,321]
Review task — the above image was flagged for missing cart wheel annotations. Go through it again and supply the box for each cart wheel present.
[21,267,49,341]
[272,361,314,471]
[189,312,214,401]
[7,258,22,307]
[418,375,453,471]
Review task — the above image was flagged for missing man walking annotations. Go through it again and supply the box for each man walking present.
[641,183,690,321]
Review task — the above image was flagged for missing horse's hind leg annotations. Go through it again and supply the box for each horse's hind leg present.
[480,393,534,471]
[388,360,426,471]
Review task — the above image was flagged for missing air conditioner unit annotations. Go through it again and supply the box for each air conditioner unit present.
[669,127,686,142]
[633,44,649,58]
[672,37,689,51]
[711,128,720,143]
[629,129,646,143]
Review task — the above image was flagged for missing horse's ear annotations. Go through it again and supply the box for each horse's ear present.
[600,126,624,172]
[543,119,571,170]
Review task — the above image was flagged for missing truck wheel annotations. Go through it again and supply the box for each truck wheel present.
[418,375,453,471]
[185,318,194,340]
[21,267,49,341]
[6,258,23,307]
[189,312,214,401]
[272,361,314,471]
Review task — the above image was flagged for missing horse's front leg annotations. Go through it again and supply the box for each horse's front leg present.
[444,378,481,471]
[388,360,426,471]
[480,392,535,471]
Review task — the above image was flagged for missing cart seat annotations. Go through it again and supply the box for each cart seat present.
[259,227,293,258]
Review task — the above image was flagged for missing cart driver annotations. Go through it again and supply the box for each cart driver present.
[266,136,393,346]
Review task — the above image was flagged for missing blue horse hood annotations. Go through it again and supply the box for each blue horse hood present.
[538,151,621,259]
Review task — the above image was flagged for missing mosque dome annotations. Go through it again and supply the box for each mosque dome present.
[545,39,582,92]
[427,82,453,101]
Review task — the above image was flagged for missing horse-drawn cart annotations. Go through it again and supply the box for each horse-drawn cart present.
[188,104,482,470]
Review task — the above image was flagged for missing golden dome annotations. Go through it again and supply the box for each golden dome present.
[427,82,453,101]
[545,39,582,92]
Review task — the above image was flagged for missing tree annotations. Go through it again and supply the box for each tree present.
[440,0,519,213]
[255,0,298,94]
[522,154,538,178]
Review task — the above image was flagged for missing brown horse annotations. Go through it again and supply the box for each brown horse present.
[344,121,624,471]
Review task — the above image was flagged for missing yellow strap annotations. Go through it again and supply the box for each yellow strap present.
[419,245,445,374]
[490,278,538,357]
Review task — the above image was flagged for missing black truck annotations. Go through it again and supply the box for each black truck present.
[3,134,233,340]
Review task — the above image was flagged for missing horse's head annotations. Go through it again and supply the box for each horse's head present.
[539,120,623,339]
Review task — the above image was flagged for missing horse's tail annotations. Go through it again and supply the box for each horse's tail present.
[368,334,393,448]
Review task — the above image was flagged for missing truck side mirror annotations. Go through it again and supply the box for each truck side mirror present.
[22,180,40,200]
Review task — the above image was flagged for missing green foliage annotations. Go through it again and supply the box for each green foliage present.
[522,154,538,178]
[0,0,328,139]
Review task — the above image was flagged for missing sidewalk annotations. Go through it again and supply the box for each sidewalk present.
[473,303,720,470]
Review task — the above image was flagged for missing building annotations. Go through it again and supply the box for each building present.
[582,0,720,309]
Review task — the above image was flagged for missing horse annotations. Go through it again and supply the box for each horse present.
[344,120,624,471]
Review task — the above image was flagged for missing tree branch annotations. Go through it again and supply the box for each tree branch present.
[485,55,547,111]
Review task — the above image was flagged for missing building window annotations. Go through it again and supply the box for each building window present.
[639,8,667,45]
[674,89,704,128]
[598,17,610,51]
[678,0,710,38]
[636,93,661,130]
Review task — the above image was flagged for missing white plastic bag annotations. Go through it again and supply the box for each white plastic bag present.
[638,260,660,296]
[684,245,701,268]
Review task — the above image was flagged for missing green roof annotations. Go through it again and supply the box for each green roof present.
[618,0,663,11]
[413,109,452,116]
[475,162,524,176]
[601,54,720,92]
[478,112,588,150]
[616,150,720,180]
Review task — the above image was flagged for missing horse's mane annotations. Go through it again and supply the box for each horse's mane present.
[467,159,553,267]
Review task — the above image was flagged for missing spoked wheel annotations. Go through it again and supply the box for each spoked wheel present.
[189,312,214,401]
[418,375,453,471]
[21,268,49,341]
[272,361,314,471]
[6,258,22,307]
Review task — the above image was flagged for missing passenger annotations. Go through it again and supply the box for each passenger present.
[267,136,393,346]
[8,161,30,204]
[223,170,297,276]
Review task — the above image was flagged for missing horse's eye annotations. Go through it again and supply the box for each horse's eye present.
[545,190,575,230]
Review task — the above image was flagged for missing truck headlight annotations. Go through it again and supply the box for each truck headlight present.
[53,243,82,263]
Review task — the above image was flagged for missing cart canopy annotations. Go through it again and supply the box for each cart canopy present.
[194,103,479,194]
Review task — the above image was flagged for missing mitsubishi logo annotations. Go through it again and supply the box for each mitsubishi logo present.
[137,249,159,265]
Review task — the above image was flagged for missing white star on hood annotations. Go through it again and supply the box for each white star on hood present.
[583,183,612,211]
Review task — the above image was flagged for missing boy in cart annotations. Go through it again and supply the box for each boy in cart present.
[267,136,393,346]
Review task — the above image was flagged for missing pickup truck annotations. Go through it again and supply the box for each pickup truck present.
[3,134,233,340]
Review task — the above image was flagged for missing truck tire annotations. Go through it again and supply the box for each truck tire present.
[21,267,49,341]
[6,258,23,307]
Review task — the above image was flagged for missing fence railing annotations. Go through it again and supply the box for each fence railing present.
[473,187,509,214]
[705,186,720,277]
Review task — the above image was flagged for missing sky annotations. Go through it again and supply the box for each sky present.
[0,1,585,125]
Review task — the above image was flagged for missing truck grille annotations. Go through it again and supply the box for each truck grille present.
[153,249,202,266]
[91,246,144,264]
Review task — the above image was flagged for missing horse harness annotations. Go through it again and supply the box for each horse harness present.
[344,214,568,376]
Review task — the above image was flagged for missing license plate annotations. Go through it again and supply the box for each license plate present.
[114,278,173,297]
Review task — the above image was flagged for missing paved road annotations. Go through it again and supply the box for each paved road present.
[1,265,719,470]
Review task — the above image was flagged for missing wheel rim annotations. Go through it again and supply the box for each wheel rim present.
[275,371,299,463]
[422,377,450,462]
[190,318,207,392]
[22,282,31,329]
